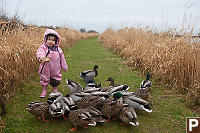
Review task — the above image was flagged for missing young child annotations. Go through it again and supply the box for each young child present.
[36,29,68,98]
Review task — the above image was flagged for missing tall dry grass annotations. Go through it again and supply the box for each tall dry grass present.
[0,20,98,101]
[99,27,200,108]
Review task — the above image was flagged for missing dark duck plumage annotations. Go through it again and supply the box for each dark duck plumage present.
[82,75,96,85]
[80,65,98,78]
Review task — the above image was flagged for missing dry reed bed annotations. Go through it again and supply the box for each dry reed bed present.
[99,27,200,107]
[0,23,98,99]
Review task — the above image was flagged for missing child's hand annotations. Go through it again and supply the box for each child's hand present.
[39,57,51,63]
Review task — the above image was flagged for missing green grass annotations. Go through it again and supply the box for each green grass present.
[2,37,196,133]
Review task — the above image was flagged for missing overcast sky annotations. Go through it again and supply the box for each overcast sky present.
[1,0,200,33]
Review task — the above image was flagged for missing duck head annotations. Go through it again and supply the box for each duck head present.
[106,77,114,82]
[146,72,151,80]
[94,65,98,70]
[113,92,123,100]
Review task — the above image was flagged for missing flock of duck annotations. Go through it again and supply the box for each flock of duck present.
[26,65,153,131]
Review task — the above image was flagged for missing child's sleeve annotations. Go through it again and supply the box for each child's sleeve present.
[36,46,46,61]
[60,49,68,71]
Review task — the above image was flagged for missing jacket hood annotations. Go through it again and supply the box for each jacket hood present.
[44,29,60,46]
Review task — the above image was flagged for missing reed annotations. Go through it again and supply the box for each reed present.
[99,27,200,108]
[0,20,98,101]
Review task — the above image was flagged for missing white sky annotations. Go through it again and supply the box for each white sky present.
[1,0,200,33]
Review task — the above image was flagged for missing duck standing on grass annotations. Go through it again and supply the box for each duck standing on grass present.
[140,72,152,90]
[80,65,99,86]
[68,107,97,131]
[124,95,152,113]
[133,72,152,100]
[100,92,124,122]
[113,92,152,113]
[80,65,98,78]
[26,101,50,122]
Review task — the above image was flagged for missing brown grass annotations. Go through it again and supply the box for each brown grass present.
[0,20,98,101]
[99,27,200,108]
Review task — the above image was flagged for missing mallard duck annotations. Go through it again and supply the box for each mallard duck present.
[100,86,113,92]
[124,96,152,113]
[80,65,98,78]
[47,92,63,104]
[62,96,76,111]
[26,101,50,122]
[82,75,96,85]
[63,96,75,107]
[69,108,96,131]
[101,85,129,95]
[100,93,124,121]
[106,77,129,90]
[49,102,65,118]
[65,93,83,103]
[116,89,149,101]
[76,95,104,109]
[109,85,129,94]
[48,92,66,119]
[113,92,152,113]
[66,79,83,93]
[85,107,106,123]
[132,89,149,101]
[83,82,101,93]
[119,105,139,126]
[85,82,101,88]
[140,72,152,90]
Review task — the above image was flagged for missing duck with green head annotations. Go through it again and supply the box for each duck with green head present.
[140,72,152,90]
[132,72,152,100]
[112,92,152,113]
[100,92,124,122]
[80,65,98,78]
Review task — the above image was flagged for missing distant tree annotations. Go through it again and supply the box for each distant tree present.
[55,26,60,29]
[80,28,86,33]
[87,30,99,34]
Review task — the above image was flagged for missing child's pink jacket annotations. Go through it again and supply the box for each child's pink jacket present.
[36,29,68,82]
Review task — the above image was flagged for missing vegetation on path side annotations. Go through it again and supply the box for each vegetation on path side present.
[2,37,196,133]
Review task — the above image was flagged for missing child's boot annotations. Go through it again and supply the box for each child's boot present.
[52,86,58,92]
[40,86,47,98]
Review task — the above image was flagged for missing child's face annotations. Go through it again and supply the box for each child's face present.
[46,36,56,47]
